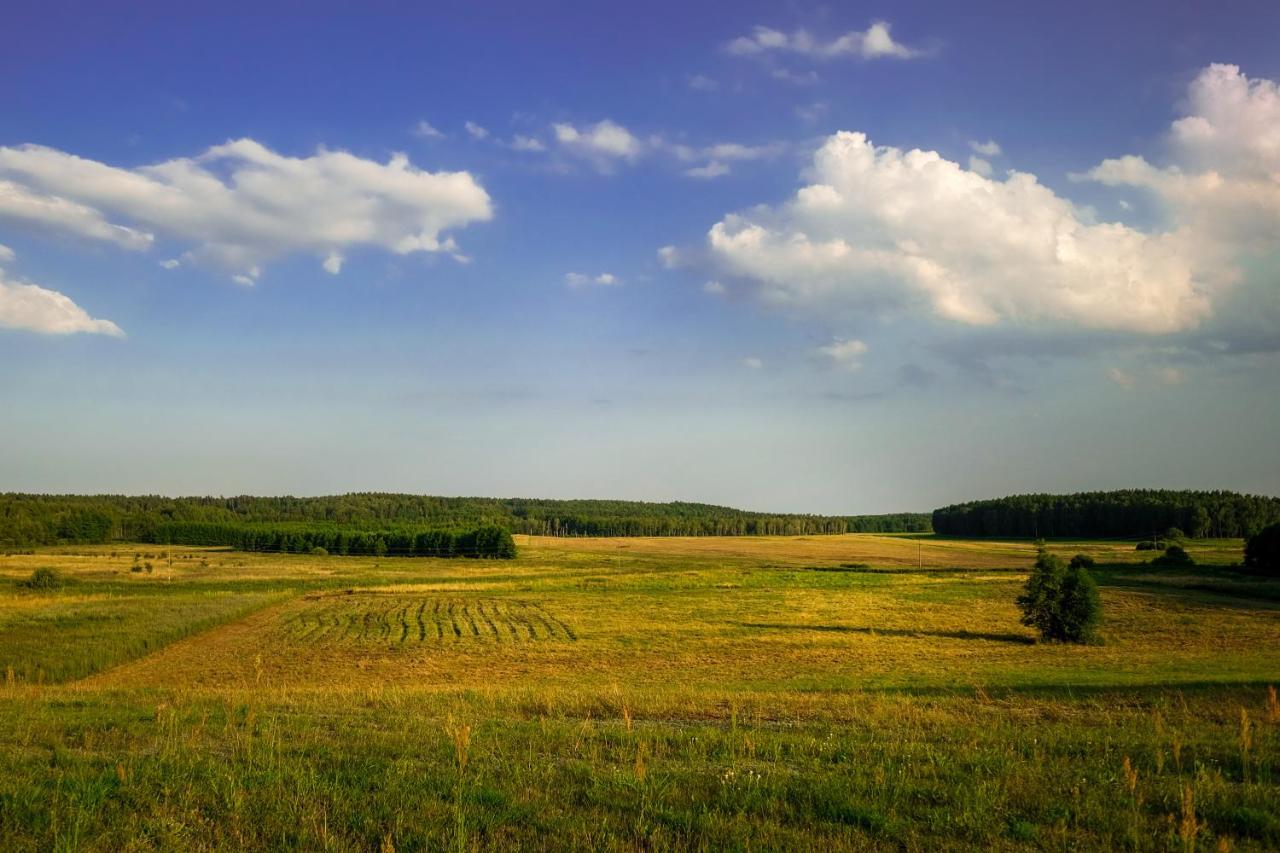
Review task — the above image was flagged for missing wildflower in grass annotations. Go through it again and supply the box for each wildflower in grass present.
[1179,785,1198,852]
[1239,707,1252,779]
[1122,756,1138,798]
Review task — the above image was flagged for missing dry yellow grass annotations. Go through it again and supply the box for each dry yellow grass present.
[64,534,1272,705]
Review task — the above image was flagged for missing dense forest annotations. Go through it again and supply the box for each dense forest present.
[0,493,931,549]
[932,490,1280,539]
[145,522,516,558]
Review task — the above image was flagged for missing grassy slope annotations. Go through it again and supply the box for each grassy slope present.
[0,535,1276,850]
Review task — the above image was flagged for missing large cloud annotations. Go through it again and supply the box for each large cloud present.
[0,253,122,337]
[0,139,492,283]
[708,131,1212,334]
[1080,64,1280,251]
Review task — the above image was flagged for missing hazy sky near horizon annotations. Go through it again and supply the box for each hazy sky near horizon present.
[2,1,1279,513]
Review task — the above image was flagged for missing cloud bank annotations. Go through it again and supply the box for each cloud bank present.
[0,139,493,283]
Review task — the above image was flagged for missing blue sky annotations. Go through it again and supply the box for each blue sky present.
[2,1,1279,513]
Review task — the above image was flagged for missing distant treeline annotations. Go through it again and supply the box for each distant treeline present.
[146,522,516,559]
[0,493,931,548]
[932,490,1280,539]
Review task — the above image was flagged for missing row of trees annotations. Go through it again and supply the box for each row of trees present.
[932,490,1280,539]
[0,492,930,549]
[145,522,517,559]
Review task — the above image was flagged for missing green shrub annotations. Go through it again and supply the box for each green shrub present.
[1245,523,1280,575]
[1016,550,1101,643]
[1151,545,1195,567]
[1135,540,1164,551]
[1068,554,1095,569]
[21,568,63,590]
[310,546,329,557]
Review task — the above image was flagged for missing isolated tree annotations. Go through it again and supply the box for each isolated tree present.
[1245,523,1280,575]
[1056,563,1102,643]
[1017,550,1101,643]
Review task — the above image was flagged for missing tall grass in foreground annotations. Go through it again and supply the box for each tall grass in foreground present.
[0,684,1276,850]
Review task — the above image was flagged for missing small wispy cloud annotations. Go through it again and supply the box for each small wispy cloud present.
[413,120,445,140]
[565,271,620,288]
[726,21,923,61]
[969,139,1002,157]
[508,134,546,152]
[819,338,868,369]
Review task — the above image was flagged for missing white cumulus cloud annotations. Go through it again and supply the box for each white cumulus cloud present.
[0,179,153,250]
[707,130,1213,335]
[1079,63,1280,253]
[0,257,122,337]
[464,121,489,140]
[0,139,492,282]
[553,120,644,169]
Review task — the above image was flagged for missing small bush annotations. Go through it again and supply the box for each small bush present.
[1245,523,1280,575]
[1165,527,1186,542]
[1069,554,1096,569]
[1135,540,1164,551]
[1151,545,1195,567]
[1017,550,1101,643]
[21,568,63,590]
[310,546,329,557]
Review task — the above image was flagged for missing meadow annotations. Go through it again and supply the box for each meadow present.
[0,534,1276,850]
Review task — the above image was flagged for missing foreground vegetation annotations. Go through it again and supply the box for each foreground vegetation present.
[0,534,1276,849]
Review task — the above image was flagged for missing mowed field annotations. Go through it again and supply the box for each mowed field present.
[0,534,1277,850]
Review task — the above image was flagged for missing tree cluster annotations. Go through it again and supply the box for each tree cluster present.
[933,490,1280,539]
[145,522,517,559]
[1016,551,1102,643]
[1245,523,1280,575]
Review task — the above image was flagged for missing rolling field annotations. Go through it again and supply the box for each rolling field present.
[0,535,1277,850]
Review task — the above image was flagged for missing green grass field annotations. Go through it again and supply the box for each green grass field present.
[0,535,1277,850]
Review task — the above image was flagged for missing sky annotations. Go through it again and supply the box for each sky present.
[2,0,1279,514]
